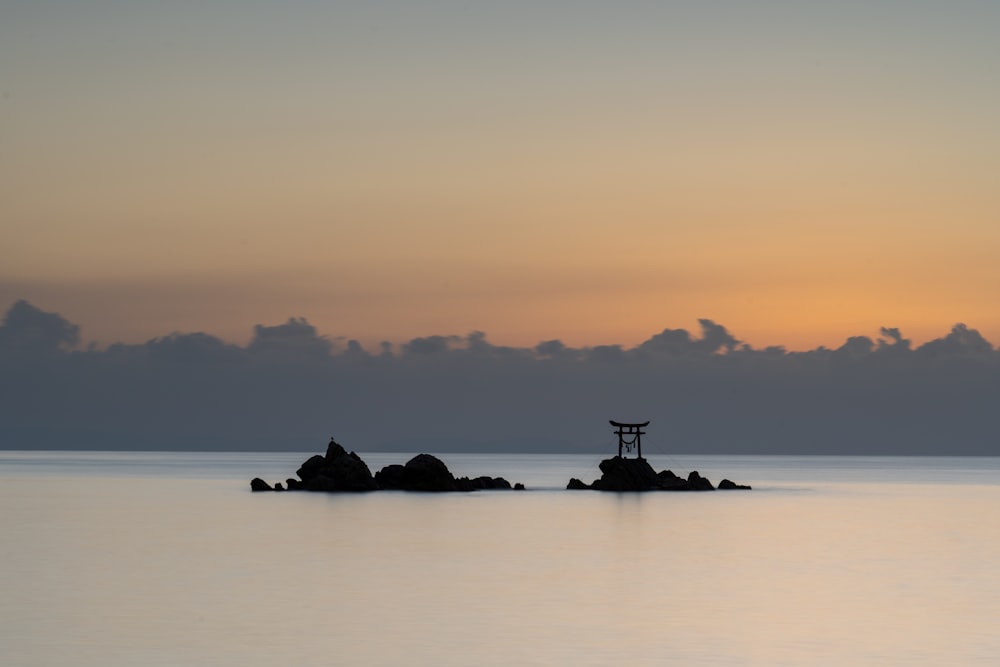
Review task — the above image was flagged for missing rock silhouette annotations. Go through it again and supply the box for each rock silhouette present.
[374,454,516,492]
[252,439,522,493]
[251,439,750,493]
[250,477,273,492]
[567,456,751,491]
[292,440,379,492]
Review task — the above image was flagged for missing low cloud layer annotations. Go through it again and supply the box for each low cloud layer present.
[1,299,998,454]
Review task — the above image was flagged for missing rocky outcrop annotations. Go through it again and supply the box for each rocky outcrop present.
[372,464,406,490]
[458,475,514,491]
[375,453,459,492]
[686,470,715,491]
[374,453,519,492]
[251,440,750,494]
[402,453,458,491]
[590,456,661,491]
[293,441,378,492]
[566,456,750,492]
[250,477,273,492]
[252,439,523,493]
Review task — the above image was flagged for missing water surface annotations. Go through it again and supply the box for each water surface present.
[2,452,998,666]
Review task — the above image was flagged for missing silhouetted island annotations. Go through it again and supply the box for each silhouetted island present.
[566,455,751,491]
[250,439,524,493]
[250,428,751,493]
[564,420,751,491]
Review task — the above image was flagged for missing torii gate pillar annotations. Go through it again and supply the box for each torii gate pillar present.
[610,420,649,459]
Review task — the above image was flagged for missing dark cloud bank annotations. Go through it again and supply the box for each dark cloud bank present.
[1,299,998,455]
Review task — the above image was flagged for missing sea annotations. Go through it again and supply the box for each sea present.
[2,450,999,667]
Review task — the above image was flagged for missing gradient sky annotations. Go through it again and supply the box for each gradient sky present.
[3,1,999,351]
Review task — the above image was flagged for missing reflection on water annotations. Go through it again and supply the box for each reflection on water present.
[1,453,999,666]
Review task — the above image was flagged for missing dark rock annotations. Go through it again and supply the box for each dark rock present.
[296,440,377,492]
[305,474,335,491]
[468,476,491,489]
[250,477,273,492]
[374,464,406,490]
[400,453,459,492]
[719,478,752,490]
[657,469,691,491]
[274,482,285,491]
[514,483,525,491]
[325,439,348,460]
[254,438,524,493]
[462,475,512,490]
[570,458,748,492]
[687,470,715,491]
[591,456,662,491]
[490,477,513,490]
[296,455,328,483]
[325,450,378,492]
[567,478,590,490]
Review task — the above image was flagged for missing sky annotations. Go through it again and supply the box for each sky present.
[3,1,999,353]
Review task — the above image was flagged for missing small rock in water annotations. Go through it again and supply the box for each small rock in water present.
[250,477,273,492]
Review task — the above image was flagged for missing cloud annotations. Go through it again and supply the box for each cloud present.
[635,327,693,357]
[1,299,998,455]
[917,323,994,359]
[0,299,80,359]
[534,339,580,361]
[878,327,910,352]
[695,318,741,354]
[834,335,875,359]
[248,317,333,358]
[401,334,461,356]
[138,332,245,365]
[634,319,740,359]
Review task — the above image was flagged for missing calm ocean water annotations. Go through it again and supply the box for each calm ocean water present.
[2,451,999,666]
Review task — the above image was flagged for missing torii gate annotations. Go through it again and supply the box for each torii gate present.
[610,420,649,459]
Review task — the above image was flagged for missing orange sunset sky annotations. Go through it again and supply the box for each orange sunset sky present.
[2,1,999,351]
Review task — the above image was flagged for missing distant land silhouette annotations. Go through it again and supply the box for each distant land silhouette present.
[249,438,749,493]
[251,439,524,492]
[1,299,998,455]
